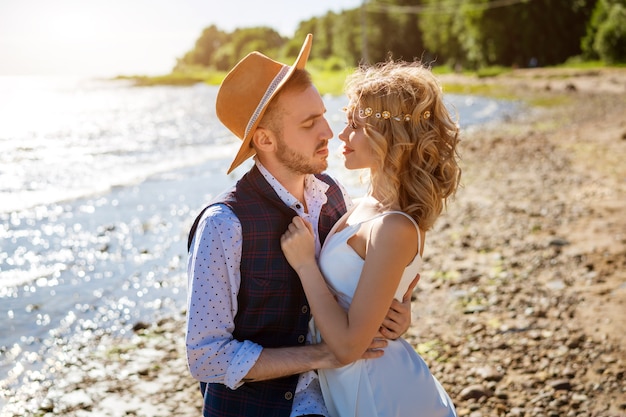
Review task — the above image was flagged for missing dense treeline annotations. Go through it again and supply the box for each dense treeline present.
[175,0,625,72]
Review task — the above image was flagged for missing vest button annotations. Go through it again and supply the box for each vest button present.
[298,334,306,343]
[301,305,308,314]
[284,391,293,400]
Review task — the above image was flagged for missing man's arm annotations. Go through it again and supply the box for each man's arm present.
[243,344,332,382]
[243,339,388,383]
[186,205,262,389]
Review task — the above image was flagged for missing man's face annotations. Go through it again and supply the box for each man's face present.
[272,85,333,175]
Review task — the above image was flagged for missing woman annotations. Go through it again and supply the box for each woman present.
[280,60,461,417]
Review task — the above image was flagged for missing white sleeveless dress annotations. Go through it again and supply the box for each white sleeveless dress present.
[314,211,457,417]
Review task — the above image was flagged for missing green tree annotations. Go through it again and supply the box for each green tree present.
[582,0,606,59]
[583,0,626,63]
[174,0,610,76]
[226,27,285,66]
[595,2,626,63]
[385,0,428,63]
[519,0,596,66]
[290,18,319,59]
[313,13,337,60]
[332,9,365,65]
[175,25,228,69]
[419,0,596,69]
[334,0,428,65]
[418,0,469,68]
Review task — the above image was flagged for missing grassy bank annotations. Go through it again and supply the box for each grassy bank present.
[115,68,227,87]
[114,66,351,94]
[115,62,621,103]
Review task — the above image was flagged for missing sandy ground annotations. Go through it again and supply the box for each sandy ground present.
[2,67,625,417]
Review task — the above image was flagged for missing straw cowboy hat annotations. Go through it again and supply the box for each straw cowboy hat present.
[216,34,313,174]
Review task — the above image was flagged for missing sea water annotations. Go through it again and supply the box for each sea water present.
[0,75,519,403]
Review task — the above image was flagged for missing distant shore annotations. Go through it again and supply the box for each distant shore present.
[4,67,625,416]
[115,63,625,97]
[113,66,351,94]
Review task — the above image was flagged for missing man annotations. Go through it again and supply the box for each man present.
[186,34,415,417]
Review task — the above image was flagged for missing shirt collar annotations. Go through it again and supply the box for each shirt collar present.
[255,159,329,215]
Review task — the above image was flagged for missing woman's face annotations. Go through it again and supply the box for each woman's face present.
[338,106,375,170]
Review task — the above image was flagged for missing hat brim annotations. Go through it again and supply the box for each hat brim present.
[226,34,313,174]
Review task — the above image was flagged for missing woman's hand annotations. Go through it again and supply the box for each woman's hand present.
[281,216,317,272]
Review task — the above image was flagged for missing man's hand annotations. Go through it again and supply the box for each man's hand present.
[378,274,419,340]
[314,339,384,368]
[320,274,420,370]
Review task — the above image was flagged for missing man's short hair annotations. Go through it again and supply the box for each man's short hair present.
[258,69,313,136]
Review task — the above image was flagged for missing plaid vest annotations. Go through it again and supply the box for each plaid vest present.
[189,166,346,417]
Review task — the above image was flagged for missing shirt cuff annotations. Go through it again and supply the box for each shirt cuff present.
[224,340,263,389]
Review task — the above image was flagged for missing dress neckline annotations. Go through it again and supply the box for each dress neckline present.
[325,208,422,258]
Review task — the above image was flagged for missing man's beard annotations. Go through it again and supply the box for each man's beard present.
[275,136,328,175]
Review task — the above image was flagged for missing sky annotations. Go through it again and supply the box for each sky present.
[0,0,363,77]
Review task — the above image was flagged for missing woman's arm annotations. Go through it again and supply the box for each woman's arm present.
[281,215,418,364]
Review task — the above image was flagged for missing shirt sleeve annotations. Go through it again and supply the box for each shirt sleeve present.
[185,204,262,389]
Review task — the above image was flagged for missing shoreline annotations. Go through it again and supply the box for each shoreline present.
[2,67,625,416]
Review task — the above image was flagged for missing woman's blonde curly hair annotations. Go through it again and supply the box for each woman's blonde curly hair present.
[344,60,461,230]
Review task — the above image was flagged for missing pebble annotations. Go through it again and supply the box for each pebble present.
[459,384,491,401]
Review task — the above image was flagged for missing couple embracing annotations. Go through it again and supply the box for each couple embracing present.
[186,34,460,417]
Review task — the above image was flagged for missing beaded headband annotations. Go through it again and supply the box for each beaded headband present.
[344,106,431,122]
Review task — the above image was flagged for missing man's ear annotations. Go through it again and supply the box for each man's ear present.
[252,127,276,152]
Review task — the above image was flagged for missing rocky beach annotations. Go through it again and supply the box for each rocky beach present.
[2,67,625,416]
